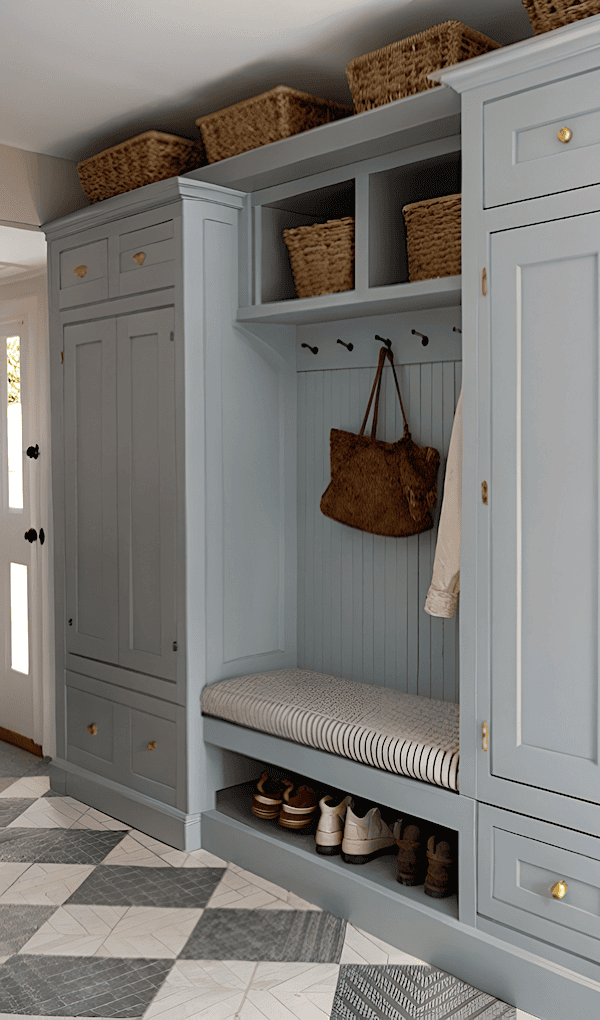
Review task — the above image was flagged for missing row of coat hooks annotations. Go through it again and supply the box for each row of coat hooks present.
[301,326,461,356]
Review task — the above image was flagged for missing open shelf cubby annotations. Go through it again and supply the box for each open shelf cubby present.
[203,779,459,923]
[260,178,355,304]
[369,150,461,289]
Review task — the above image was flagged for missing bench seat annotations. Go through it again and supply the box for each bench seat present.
[201,669,459,791]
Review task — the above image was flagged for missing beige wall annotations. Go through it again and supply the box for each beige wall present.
[0,142,89,229]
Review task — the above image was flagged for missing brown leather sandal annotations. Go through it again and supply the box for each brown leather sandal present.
[278,783,318,831]
[252,772,293,820]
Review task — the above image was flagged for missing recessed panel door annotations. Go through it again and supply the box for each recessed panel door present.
[63,318,119,664]
[489,211,600,803]
[0,319,38,740]
[116,307,177,681]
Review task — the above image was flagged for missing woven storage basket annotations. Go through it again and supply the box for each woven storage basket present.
[196,86,352,164]
[346,21,501,112]
[522,0,600,33]
[283,217,355,299]
[77,131,205,204]
[403,194,461,282]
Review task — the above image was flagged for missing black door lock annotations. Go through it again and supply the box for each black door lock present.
[26,444,40,459]
[24,528,45,544]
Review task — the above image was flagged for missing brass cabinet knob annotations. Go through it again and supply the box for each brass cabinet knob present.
[87,723,98,736]
[551,880,568,899]
[74,265,88,278]
[132,252,146,266]
[557,127,573,143]
[147,740,157,751]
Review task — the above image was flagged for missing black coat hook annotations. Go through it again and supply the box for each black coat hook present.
[337,339,354,351]
[411,329,429,347]
[374,334,392,350]
[301,343,318,355]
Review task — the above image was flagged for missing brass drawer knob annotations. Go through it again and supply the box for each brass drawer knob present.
[74,265,88,278]
[551,880,568,899]
[557,127,573,143]
[147,740,157,751]
[87,723,98,736]
[132,252,146,266]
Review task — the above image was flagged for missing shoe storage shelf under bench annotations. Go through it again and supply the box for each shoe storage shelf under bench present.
[202,716,476,928]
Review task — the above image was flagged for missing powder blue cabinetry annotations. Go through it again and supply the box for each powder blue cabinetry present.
[42,19,600,1019]
[44,178,298,846]
[436,14,600,1014]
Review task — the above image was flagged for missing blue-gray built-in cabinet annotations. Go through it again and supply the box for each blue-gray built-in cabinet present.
[43,17,600,1020]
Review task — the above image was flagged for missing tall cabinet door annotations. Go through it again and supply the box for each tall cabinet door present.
[63,319,119,663]
[116,307,177,681]
[489,211,600,803]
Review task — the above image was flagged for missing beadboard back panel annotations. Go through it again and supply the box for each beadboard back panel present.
[297,345,461,702]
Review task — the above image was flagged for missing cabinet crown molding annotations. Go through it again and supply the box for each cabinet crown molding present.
[41,176,245,239]
[429,14,600,93]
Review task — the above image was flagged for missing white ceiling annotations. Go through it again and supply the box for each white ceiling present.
[1,0,533,164]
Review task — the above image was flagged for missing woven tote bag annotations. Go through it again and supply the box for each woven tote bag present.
[320,346,440,537]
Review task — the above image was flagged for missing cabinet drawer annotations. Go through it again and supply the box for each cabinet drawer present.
[479,804,600,964]
[131,710,176,789]
[66,686,114,763]
[59,239,108,307]
[118,219,175,295]
[484,67,600,207]
[65,671,182,806]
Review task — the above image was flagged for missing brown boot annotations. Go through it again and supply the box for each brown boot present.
[396,820,428,886]
[278,784,318,831]
[424,834,457,898]
[252,772,293,820]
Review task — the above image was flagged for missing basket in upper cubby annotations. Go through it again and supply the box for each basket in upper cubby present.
[403,194,461,282]
[77,131,206,204]
[521,0,600,33]
[195,87,353,164]
[283,217,355,299]
[345,21,501,112]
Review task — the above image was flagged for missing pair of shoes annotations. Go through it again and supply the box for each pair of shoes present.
[395,821,457,898]
[252,772,318,831]
[316,796,400,865]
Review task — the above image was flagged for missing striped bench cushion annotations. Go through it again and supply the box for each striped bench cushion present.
[201,669,459,792]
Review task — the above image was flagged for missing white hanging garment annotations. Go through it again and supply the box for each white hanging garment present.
[424,387,462,618]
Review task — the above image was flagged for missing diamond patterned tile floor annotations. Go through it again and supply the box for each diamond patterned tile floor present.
[0,740,534,1019]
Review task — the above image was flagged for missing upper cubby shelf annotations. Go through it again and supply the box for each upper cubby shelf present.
[237,276,461,325]
[184,86,460,193]
[186,87,463,324]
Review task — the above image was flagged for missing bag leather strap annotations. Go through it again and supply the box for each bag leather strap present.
[359,345,410,440]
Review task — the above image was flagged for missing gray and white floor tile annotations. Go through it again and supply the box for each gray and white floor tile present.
[0,738,533,1019]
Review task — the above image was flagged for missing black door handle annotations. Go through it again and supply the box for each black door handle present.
[24,528,37,543]
[26,444,40,459]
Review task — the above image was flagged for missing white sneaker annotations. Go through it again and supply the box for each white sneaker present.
[341,805,400,865]
[316,795,352,855]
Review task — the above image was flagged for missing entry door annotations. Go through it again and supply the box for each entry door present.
[0,318,39,741]
[489,211,600,802]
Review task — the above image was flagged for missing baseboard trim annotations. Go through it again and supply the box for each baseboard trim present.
[50,758,201,851]
[0,725,43,757]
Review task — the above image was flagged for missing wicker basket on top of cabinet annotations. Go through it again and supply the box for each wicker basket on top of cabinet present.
[522,0,600,34]
[345,21,501,112]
